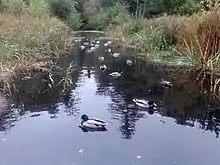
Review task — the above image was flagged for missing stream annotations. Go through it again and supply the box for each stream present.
[0,32,220,165]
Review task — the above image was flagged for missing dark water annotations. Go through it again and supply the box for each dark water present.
[1,32,220,165]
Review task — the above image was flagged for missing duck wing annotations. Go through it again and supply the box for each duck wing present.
[90,118,106,124]
[133,98,148,105]
[87,119,106,127]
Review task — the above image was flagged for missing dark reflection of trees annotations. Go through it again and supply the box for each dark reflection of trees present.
[94,47,220,139]
[108,92,146,139]
[0,106,20,132]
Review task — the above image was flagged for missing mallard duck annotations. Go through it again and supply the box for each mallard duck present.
[112,53,120,58]
[126,60,132,66]
[80,45,86,50]
[100,64,107,72]
[109,71,122,78]
[133,98,157,109]
[80,114,107,129]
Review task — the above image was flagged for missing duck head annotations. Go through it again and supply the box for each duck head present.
[81,114,89,121]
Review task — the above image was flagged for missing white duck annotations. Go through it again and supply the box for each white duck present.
[108,48,111,53]
[126,60,132,66]
[107,41,112,45]
[104,43,108,47]
[83,42,89,46]
[133,98,157,109]
[96,40,100,44]
[80,45,86,50]
[98,56,104,62]
[159,79,172,88]
[112,53,120,58]
[100,64,107,72]
[95,44,99,48]
[80,114,107,129]
[109,71,122,78]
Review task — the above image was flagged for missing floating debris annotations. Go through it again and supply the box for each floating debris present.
[78,149,84,154]
[136,156,142,159]
[160,120,166,124]
[2,138,6,141]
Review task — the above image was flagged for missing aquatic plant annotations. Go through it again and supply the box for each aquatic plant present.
[57,62,76,95]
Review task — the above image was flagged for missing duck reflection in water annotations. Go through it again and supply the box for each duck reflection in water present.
[87,69,91,78]
[148,109,154,115]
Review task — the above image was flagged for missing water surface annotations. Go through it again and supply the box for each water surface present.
[0,32,220,165]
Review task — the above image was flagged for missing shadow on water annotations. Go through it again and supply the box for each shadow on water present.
[1,32,220,165]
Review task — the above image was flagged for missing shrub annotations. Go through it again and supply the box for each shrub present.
[49,0,76,19]
[27,0,50,18]
[65,12,82,30]
[176,11,220,68]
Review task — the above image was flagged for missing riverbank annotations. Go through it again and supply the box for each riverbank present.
[103,10,220,100]
[0,1,76,97]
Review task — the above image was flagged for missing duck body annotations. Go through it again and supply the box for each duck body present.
[80,114,107,129]
[112,53,120,58]
[133,98,156,109]
[159,80,172,88]
[80,45,86,50]
[126,60,132,66]
[109,71,122,78]
[98,56,104,62]
[104,43,108,47]
[100,64,107,72]
[107,41,112,45]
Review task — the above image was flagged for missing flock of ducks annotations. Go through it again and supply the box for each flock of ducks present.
[75,38,172,131]
[77,38,132,79]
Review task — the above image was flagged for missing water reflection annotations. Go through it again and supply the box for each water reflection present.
[1,33,220,141]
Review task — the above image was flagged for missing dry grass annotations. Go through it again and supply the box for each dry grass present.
[0,12,73,96]
[176,11,220,67]
[0,13,72,65]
